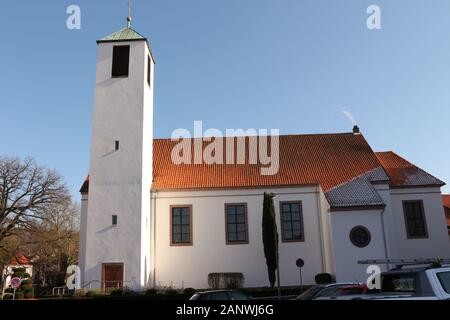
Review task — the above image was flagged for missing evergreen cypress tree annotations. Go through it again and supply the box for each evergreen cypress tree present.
[262,192,278,288]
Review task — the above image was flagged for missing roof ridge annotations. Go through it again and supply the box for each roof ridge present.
[153,132,359,141]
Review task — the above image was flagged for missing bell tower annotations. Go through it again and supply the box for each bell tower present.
[80,9,155,289]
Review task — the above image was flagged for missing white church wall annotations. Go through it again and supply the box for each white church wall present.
[372,183,395,261]
[330,209,388,283]
[388,187,450,259]
[152,186,327,289]
[140,43,154,288]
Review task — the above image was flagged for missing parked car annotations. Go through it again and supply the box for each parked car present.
[360,265,450,300]
[190,290,251,300]
[294,282,360,300]
[314,284,374,300]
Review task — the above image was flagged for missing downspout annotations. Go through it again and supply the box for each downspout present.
[380,207,391,271]
[316,187,326,273]
[151,190,157,288]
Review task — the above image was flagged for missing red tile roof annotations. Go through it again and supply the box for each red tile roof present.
[375,151,444,188]
[80,133,445,194]
[9,255,31,265]
[152,133,383,191]
[443,195,450,209]
[443,195,450,228]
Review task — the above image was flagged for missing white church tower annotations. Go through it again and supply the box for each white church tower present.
[79,9,155,289]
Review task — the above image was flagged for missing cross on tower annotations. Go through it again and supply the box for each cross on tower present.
[127,0,132,28]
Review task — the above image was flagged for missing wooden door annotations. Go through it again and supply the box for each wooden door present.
[102,263,124,289]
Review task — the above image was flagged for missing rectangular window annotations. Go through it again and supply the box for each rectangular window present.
[115,140,120,151]
[225,204,248,244]
[112,215,118,226]
[170,206,192,246]
[147,55,152,87]
[403,200,428,239]
[280,201,304,242]
[112,45,130,77]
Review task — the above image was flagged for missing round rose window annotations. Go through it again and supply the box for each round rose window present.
[349,226,371,248]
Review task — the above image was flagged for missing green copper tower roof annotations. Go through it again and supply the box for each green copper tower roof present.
[97,27,147,43]
[96,26,156,63]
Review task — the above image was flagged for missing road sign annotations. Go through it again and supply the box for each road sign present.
[296,258,304,268]
[10,277,21,288]
[295,258,304,293]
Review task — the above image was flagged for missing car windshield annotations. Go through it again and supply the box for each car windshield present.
[295,286,325,299]
[437,272,450,294]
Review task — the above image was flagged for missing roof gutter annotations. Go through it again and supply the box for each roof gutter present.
[329,204,386,212]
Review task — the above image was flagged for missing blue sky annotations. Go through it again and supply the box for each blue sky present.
[1,0,449,197]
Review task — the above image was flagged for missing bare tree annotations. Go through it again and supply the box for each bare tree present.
[29,201,80,286]
[0,157,70,246]
[0,201,80,287]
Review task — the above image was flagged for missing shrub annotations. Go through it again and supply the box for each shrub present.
[183,288,196,295]
[22,284,33,292]
[23,288,34,299]
[224,273,244,289]
[110,288,134,297]
[21,280,33,286]
[208,273,222,289]
[165,288,178,295]
[242,286,310,298]
[315,273,334,285]
[15,291,25,300]
[208,273,245,289]
[34,285,52,297]
[145,288,157,296]
[12,267,26,274]
[110,289,123,296]
[73,290,85,297]
[86,290,99,297]
[2,293,13,300]
[24,293,34,299]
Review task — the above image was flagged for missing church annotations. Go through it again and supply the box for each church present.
[78,21,450,290]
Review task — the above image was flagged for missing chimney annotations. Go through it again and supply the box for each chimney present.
[353,125,360,134]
